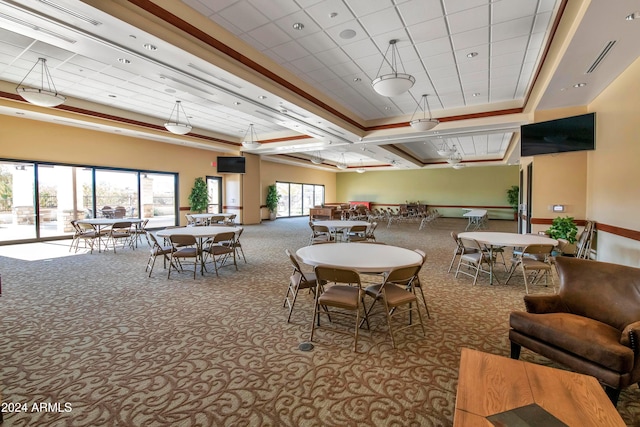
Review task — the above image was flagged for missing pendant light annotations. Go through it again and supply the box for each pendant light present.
[164,101,192,135]
[16,58,66,107]
[310,152,323,164]
[371,39,415,97]
[242,124,261,149]
[336,153,348,170]
[410,94,439,131]
[436,139,457,157]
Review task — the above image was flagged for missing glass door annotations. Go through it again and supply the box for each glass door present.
[207,176,222,213]
[0,161,35,242]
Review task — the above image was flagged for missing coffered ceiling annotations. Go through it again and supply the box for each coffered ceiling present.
[0,0,638,172]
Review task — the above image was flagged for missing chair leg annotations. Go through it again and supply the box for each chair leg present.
[522,267,530,294]
[447,250,459,273]
[510,341,521,359]
[415,285,431,319]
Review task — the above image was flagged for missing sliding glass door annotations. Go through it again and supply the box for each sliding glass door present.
[275,181,324,218]
[0,160,178,244]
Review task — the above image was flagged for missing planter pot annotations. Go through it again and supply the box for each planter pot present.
[269,211,277,221]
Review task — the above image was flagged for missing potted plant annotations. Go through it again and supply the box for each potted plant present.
[506,185,519,221]
[547,216,578,255]
[188,177,208,213]
[266,184,280,220]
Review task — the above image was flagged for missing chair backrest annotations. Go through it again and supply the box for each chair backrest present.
[385,264,421,288]
[314,266,361,286]
[312,224,330,234]
[77,221,95,232]
[114,206,126,218]
[414,248,427,262]
[70,220,81,233]
[555,257,640,331]
[210,215,225,223]
[170,234,197,247]
[112,221,132,230]
[458,237,481,253]
[349,225,367,233]
[146,231,162,248]
[521,244,554,258]
[285,249,310,281]
[212,231,235,244]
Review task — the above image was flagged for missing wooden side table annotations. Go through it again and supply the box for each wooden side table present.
[454,348,625,426]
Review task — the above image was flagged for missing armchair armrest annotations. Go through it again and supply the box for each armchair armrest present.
[621,320,640,353]
[523,294,568,314]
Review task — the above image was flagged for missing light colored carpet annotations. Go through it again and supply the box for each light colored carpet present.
[1,217,638,426]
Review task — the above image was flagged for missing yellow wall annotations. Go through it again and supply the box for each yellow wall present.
[337,165,519,219]
[586,56,640,265]
[0,114,236,226]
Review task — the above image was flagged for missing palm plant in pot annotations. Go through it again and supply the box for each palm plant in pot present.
[266,184,280,220]
[506,185,519,221]
[188,177,208,213]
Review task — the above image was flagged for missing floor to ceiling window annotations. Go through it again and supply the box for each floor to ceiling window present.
[275,182,324,218]
[0,160,178,244]
[206,176,222,214]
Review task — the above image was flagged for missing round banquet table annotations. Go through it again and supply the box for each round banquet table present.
[457,232,558,284]
[157,226,241,275]
[77,218,144,252]
[312,220,370,241]
[296,242,422,273]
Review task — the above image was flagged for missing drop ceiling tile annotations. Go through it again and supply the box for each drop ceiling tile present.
[492,0,538,24]
[538,0,559,13]
[331,61,363,77]
[290,55,324,73]
[275,10,322,39]
[208,15,243,35]
[415,36,453,58]
[248,23,291,49]
[407,17,449,43]
[459,69,489,83]
[450,27,489,51]
[269,40,309,62]
[341,38,380,60]
[216,1,269,33]
[446,5,490,34]
[397,0,445,26]
[306,67,339,83]
[359,7,404,37]
[304,0,355,28]
[491,35,529,57]
[247,0,300,20]
[532,11,554,34]
[314,47,352,67]
[181,0,214,17]
[346,0,393,17]
[421,51,456,69]
[183,0,235,14]
[297,31,337,54]
[442,0,487,15]
[491,16,535,42]
[492,51,525,68]
[238,33,268,51]
[325,20,368,44]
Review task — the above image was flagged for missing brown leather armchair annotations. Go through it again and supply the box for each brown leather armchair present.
[509,256,640,405]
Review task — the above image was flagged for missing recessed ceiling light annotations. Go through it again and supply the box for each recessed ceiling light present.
[353,77,361,82]
[165,88,176,94]
[292,22,304,30]
[108,94,116,98]
[467,52,478,58]
[258,95,267,99]
[472,92,480,97]
[144,43,157,51]
[234,102,241,105]
[329,12,338,18]
[625,12,639,20]
[339,29,356,39]
[573,83,587,88]
[118,58,131,64]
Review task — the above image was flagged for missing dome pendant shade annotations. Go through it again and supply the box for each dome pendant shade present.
[241,124,261,149]
[409,94,439,131]
[409,118,439,131]
[372,73,415,97]
[164,100,192,135]
[16,58,66,107]
[310,152,323,164]
[372,40,415,97]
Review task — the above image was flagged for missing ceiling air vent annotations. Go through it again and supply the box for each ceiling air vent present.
[585,41,616,74]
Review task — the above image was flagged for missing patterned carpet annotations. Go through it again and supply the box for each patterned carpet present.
[1,217,639,426]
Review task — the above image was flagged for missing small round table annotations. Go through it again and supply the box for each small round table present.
[296,242,422,273]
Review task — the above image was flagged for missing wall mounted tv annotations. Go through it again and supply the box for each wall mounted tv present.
[520,112,595,157]
[217,156,246,174]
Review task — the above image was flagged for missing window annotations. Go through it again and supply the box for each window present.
[275,182,324,218]
[0,159,178,244]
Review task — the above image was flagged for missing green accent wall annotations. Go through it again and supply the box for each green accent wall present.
[336,165,519,219]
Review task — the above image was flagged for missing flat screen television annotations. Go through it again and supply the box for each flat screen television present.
[520,113,595,157]
[217,156,246,174]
